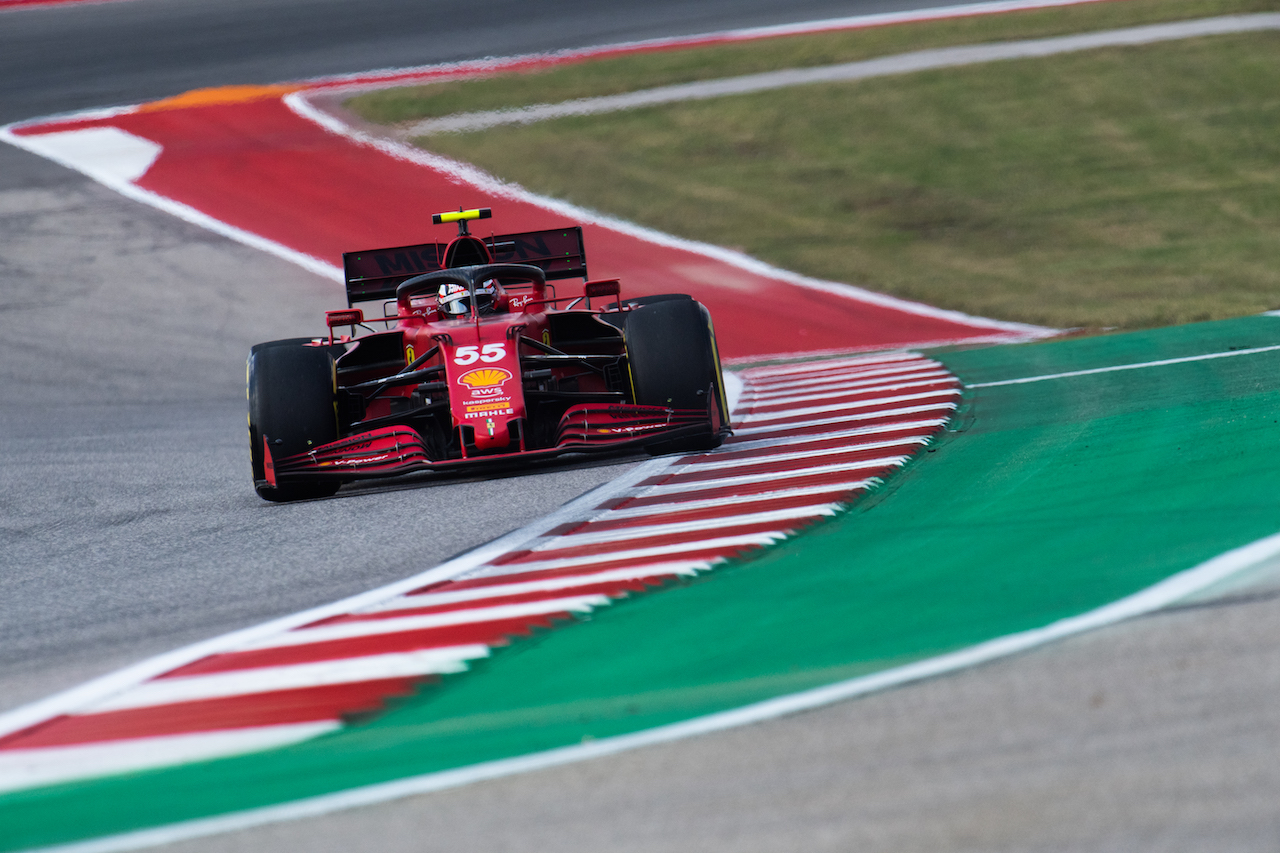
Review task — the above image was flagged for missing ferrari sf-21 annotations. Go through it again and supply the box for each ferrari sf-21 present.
[247,208,730,501]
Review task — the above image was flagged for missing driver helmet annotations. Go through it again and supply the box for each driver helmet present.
[437,279,497,317]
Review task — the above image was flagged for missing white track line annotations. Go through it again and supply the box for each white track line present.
[967,344,1280,388]
[400,15,1280,135]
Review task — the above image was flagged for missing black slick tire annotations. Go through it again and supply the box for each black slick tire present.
[623,298,728,455]
[247,342,341,502]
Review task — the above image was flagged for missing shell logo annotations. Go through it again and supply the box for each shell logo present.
[458,367,512,388]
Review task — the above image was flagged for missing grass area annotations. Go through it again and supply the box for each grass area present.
[348,0,1276,124]
[347,0,1280,330]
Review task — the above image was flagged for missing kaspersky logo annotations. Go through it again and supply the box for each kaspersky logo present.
[457,368,512,389]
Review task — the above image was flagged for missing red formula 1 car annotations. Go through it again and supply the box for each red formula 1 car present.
[247,208,730,501]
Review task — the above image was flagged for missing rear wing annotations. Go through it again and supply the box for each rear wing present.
[342,226,587,306]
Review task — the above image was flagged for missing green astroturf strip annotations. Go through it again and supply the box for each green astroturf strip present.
[8,316,1280,850]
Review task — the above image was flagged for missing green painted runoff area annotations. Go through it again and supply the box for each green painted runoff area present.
[8,316,1280,850]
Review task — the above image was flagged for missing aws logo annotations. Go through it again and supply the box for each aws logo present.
[457,367,512,389]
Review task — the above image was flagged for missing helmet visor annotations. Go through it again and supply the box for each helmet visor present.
[438,281,496,316]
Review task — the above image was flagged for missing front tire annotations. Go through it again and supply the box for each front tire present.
[247,342,341,502]
[624,299,728,455]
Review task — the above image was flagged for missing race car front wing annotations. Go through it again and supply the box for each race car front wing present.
[265,404,719,482]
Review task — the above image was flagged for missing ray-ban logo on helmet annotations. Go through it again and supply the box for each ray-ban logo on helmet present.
[458,368,512,389]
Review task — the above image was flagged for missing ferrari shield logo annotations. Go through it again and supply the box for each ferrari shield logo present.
[457,368,512,389]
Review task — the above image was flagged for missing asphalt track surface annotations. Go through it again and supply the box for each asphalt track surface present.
[3,1,1278,851]
[0,0,959,125]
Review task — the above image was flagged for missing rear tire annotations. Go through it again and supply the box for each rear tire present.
[248,342,341,502]
[624,299,728,455]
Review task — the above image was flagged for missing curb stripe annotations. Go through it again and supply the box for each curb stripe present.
[371,565,702,608]
[337,583,653,621]
[745,371,953,399]
[244,598,608,650]
[90,652,490,712]
[596,485,865,519]
[745,379,960,409]
[534,506,842,548]
[0,724,338,797]
[682,437,928,466]
[436,561,719,590]
[747,363,950,387]
[675,450,918,477]
[620,477,879,504]
[728,403,958,437]
[739,390,961,423]
[479,544,764,577]
[721,418,950,453]
[641,464,895,490]
[505,526,805,562]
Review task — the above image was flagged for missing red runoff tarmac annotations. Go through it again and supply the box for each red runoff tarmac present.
[7,92,1041,362]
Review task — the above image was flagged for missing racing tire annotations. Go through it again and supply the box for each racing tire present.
[624,299,729,455]
[247,342,341,502]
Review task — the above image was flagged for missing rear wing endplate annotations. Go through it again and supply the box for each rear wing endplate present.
[342,226,587,306]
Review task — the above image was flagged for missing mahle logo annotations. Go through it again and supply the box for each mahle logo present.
[458,367,512,389]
